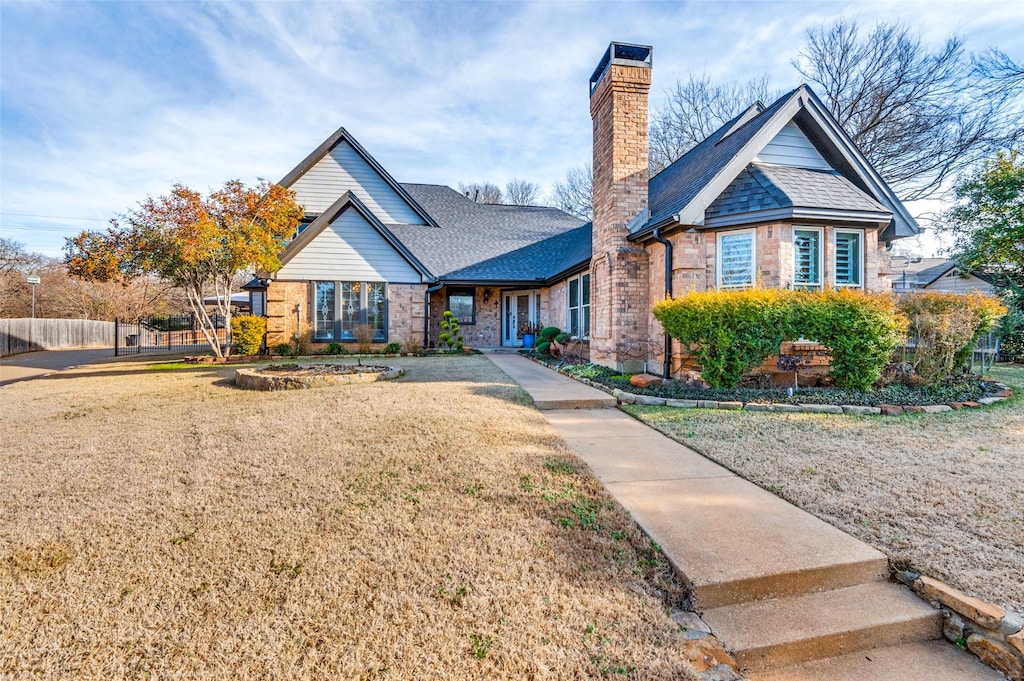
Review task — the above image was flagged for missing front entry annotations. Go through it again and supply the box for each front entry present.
[502,290,540,347]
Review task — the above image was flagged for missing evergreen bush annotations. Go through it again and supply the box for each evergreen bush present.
[230,315,266,356]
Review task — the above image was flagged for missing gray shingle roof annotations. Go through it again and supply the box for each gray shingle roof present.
[645,88,800,229]
[390,184,590,282]
[706,163,890,219]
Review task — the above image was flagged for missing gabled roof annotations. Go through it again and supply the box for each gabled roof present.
[276,191,433,280]
[278,126,439,228]
[637,85,920,241]
[390,184,589,284]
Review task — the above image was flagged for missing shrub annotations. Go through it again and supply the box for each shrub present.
[535,341,552,355]
[439,311,464,351]
[999,300,1024,362]
[383,342,401,354]
[324,342,346,355]
[271,342,293,357]
[354,324,375,354]
[554,332,571,344]
[653,288,796,388]
[797,289,906,391]
[230,315,266,356]
[539,326,561,342]
[896,292,1006,380]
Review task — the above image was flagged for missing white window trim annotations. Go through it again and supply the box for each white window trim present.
[793,226,824,288]
[716,228,757,289]
[833,228,865,288]
[566,274,591,340]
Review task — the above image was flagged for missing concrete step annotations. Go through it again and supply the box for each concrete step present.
[701,581,941,673]
[745,640,1007,681]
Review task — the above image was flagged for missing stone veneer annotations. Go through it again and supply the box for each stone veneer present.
[589,51,652,370]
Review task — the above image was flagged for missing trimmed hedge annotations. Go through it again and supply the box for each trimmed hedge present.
[539,326,561,342]
[231,315,266,356]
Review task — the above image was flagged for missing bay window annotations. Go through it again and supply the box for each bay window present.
[314,281,387,342]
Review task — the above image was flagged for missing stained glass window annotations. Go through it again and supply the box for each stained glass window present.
[367,283,386,341]
[315,282,335,340]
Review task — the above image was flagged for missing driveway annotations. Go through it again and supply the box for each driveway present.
[0,348,115,386]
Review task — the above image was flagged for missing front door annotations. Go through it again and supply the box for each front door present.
[502,290,540,347]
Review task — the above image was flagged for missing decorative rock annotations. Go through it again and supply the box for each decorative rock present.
[612,388,624,398]
[672,611,713,634]
[798,404,844,414]
[666,399,698,408]
[700,664,743,681]
[993,387,1013,398]
[947,402,964,410]
[921,405,953,413]
[904,405,926,414]
[683,636,739,674]
[697,400,719,409]
[634,395,667,406]
[618,392,636,404]
[1008,627,1024,655]
[768,404,802,413]
[842,405,882,415]
[1003,611,1024,636]
[897,570,921,587]
[978,397,1003,405]
[630,373,663,389]
[878,405,904,416]
[744,403,771,412]
[967,634,1023,678]
[716,401,743,410]
[916,576,1006,630]
[943,611,966,642]
[962,401,981,408]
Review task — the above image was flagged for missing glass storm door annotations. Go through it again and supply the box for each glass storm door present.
[502,290,539,346]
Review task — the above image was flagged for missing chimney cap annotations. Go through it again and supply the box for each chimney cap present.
[590,42,652,95]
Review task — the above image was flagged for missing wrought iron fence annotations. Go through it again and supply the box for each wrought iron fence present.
[114,314,229,356]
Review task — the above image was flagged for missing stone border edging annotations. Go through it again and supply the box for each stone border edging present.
[235,365,403,391]
[897,571,1024,679]
[522,355,1013,416]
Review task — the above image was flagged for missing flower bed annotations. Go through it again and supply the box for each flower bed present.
[235,363,403,390]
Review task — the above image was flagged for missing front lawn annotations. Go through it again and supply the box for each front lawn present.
[1,356,697,679]
[623,363,1024,613]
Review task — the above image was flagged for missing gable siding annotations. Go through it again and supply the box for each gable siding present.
[927,272,995,294]
[289,140,425,224]
[277,208,422,283]
[755,121,831,170]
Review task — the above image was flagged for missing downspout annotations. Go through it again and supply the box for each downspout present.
[652,225,674,380]
[424,282,444,348]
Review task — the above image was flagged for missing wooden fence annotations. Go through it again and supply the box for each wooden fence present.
[0,318,115,357]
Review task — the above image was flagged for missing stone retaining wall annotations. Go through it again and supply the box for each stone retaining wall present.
[898,571,1024,679]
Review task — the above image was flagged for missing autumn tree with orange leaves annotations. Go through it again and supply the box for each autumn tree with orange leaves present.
[65,180,303,357]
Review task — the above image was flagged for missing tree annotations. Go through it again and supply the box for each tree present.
[551,163,593,221]
[793,20,1022,201]
[940,150,1024,290]
[975,48,1024,91]
[504,178,540,206]
[0,238,46,317]
[649,74,777,174]
[457,181,503,204]
[65,179,303,357]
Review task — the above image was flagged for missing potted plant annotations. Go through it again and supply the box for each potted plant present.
[519,320,541,349]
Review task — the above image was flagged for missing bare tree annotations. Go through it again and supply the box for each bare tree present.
[793,19,1023,201]
[974,48,1024,90]
[504,178,541,206]
[550,164,593,221]
[649,74,777,173]
[457,181,503,204]
[0,238,46,317]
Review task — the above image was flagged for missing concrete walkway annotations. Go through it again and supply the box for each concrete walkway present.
[0,348,115,386]
[484,351,1001,680]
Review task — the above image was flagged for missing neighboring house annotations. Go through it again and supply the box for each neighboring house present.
[891,256,996,294]
[253,42,919,376]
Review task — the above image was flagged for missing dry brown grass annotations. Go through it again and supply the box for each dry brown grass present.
[0,356,698,680]
[625,364,1024,613]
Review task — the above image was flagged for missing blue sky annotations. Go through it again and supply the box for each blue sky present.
[2,0,1022,258]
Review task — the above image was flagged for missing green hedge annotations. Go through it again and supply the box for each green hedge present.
[231,315,266,356]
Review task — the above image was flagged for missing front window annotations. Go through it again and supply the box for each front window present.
[567,273,591,339]
[447,290,476,325]
[718,230,755,288]
[834,230,863,287]
[793,228,822,288]
[314,281,388,342]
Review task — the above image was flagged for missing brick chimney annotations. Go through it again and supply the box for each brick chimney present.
[588,42,652,369]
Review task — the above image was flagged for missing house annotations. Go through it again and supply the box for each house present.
[253,42,919,376]
[890,256,996,294]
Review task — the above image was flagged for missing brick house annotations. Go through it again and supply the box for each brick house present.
[253,41,919,376]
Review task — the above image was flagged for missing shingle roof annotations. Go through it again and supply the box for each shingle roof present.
[645,88,800,229]
[706,163,890,219]
[390,184,590,282]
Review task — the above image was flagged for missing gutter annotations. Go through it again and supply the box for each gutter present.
[651,225,674,380]
[424,282,444,348]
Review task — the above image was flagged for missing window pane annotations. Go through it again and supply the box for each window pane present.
[315,282,335,340]
[720,232,753,287]
[448,294,474,324]
[367,283,386,340]
[794,230,820,285]
[835,232,862,286]
[340,282,360,339]
[582,274,590,305]
[582,304,590,338]
[569,309,579,337]
[569,278,580,307]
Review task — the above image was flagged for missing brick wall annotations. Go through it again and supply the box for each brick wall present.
[427,287,503,348]
[589,58,652,369]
